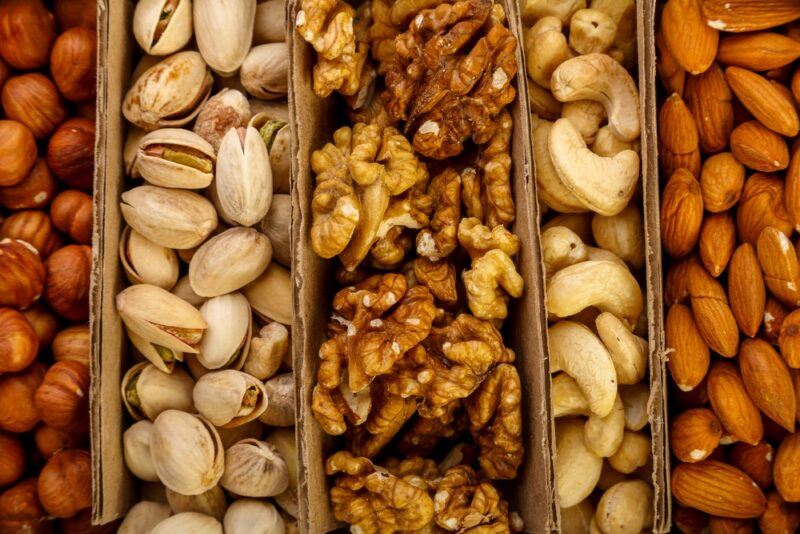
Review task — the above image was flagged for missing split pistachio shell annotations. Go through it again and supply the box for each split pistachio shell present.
[193,370,268,428]
[243,262,292,325]
[121,362,196,421]
[258,194,290,267]
[193,0,256,76]
[249,99,289,122]
[151,512,223,534]
[137,128,216,189]
[166,485,227,521]
[121,185,218,249]
[194,89,252,151]
[117,283,207,354]
[265,428,297,492]
[120,226,180,290]
[245,322,289,380]
[127,327,183,374]
[240,43,288,100]
[253,0,286,44]
[124,420,159,482]
[275,489,298,520]
[150,410,224,496]
[197,292,252,370]
[123,51,213,130]
[223,500,284,534]
[213,126,273,227]
[259,373,294,427]
[249,113,290,194]
[119,501,171,534]
[133,0,193,55]
[124,127,147,178]
[220,439,289,497]
[189,227,272,297]
[172,275,208,307]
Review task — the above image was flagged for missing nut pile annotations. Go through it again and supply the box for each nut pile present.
[0,0,98,532]
[114,1,296,533]
[657,0,800,530]
[297,0,525,531]
[521,1,655,531]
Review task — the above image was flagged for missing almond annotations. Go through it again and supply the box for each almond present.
[686,63,734,153]
[707,517,754,533]
[729,441,775,490]
[674,505,710,534]
[725,67,800,137]
[757,226,800,307]
[718,32,800,71]
[688,263,740,357]
[765,297,790,345]
[728,243,766,338]
[702,0,800,33]
[666,255,701,305]
[739,338,797,432]
[659,93,702,179]
[662,0,718,75]
[708,361,764,445]
[672,460,767,518]
[779,310,800,368]
[730,121,790,173]
[793,68,800,107]
[699,212,735,277]
[700,152,745,213]
[792,369,800,424]
[784,143,800,232]
[774,432,800,502]
[662,168,704,258]
[758,491,800,534]
[656,29,686,97]
[670,408,723,463]
[666,303,711,392]
[737,173,793,244]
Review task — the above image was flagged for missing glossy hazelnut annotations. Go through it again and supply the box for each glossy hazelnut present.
[0,479,50,534]
[0,0,56,69]
[0,362,46,432]
[0,211,62,258]
[37,449,91,518]
[50,28,96,102]
[54,0,96,31]
[0,308,39,373]
[1,74,66,138]
[21,304,60,349]
[44,245,91,321]
[61,508,121,534]
[46,118,94,191]
[0,239,45,309]
[52,325,89,366]
[34,425,87,460]
[0,432,25,487]
[34,360,89,434]
[0,159,58,211]
[0,120,37,187]
[50,190,92,245]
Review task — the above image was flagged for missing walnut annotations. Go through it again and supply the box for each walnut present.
[478,109,514,227]
[368,0,400,75]
[390,0,445,26]
[349,82,399,128]
[296,0,356,60]
[395,401,465,457]
[340,123,384,186]
[379,126,429,195]
[349,382,417,458]
[462,249,523,321]
[433,465,512,532]
[371,227,415,269]
[413,257,458,306]
[384,456,441,489]
[457,218,519,260]
[371,182,433,266]
[461,167,484,221]
[417,168,461,261]
[465,363,523,480]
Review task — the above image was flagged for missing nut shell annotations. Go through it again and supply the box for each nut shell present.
[46,118,95,191]
[0,210,62,258]
[0,362,45,433]
[119,226,179,290]
[37,449,91,518]
[50,27,97,102]
[0,308,38,373]
[20,304,58,350]
[1,73,66,138]
[193,370,268,428]
[220,439,289,497]
[133,0,193,56]
[0,0,56,69]
[44,245,91,321]
[50,190,92,245]
[189,227,271,297]
[0,120,37,187]
[34,425,87,460]
[259,194,290,267]
[121,362,196,421]
[0,239,45,309]
[196,293,252,370]
[0,478,48,534]
[0,432,24,487]
[34,360,90,433]
[194,0,255,76]
[0,159,57,211]
[123,420,158,482]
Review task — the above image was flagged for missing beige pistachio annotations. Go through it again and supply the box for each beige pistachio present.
[197,292,253,370]
[193,89,252,151]
[266,428,298,518]
[177,223,230,265]
[117,283,207,354]
[258,194,290,268]
[223,500,284,534]
[124,126,147,178]
[253,0,286,44]
[127,327,184,373]
[243,262,292,325]
[184,353,212,381]
[220,439,289,497]
[189,227,272,297]
[140,482,169,505]
[119,501,171,534]
[249,113,290,194]
[216,419,264,450]
[249,98,289,122]
[123,51,213,130]
[120,226,180,290]
[194,0,256,76]
[133,0,193,56]
[151,512,223,534]
[259,373,294,427]
[124,420,159,482]
[121,362,195,421]
[131,55,163,84]
[193,370,268,428]
[172,275,208,308]
[120,185,218,249]
[137,128,215,189]
[245,322,288,380]
[166,485,227,521]
[240,43,288,100]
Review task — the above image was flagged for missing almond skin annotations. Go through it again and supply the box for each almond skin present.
[718,32,800,71]
[757,226,800,307]
[662,168,704,258]
[666,303,711,392]
[793,369,800,424]
[707,517,755,533]
[765,297,790,345]
[686,63,733,153]
[739,338,797,432]
[728,243,766,338]
[670,408,723,463]
[656,29,686,97]
[674,505,710,533]
[774,432,800,502]
[672,460,767,518]
[779,310,800,368]
[700,153,745,213]
[758,491,800,534]
[666,255,701,305]
[708,361,764,445]
[659,93,702,179]
[688,263,740,357]
[730,121,790,173]
[737,174,793,244]
[729,441,775,490]
[725,67,799,137]
[699,212,735,277]
[784,143,800,233]
[702,0,800,33]
[662,0,718,75]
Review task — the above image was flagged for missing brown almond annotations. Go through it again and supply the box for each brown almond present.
[792,369,800,424]
[737,173,793,244]
[757,226,800,307]
[765,297,790,345]
[707,517,755,533]
[670,408,723,463]
[662,168,704,258]
[686,63,734,153]
[779,309,800,368]
[730,121,790,172]
[659,93,702,179]
[784,143,800,232]
[774,432,800,502]
[793,68,800,107]
[708,361,764,445]
[700,152,745,213]
[739,338,797,432]
[728,243,766,338]
[656,29,686,96]
[758,491,800,534]
[674,505,710,533]
[666,255,701,305]
[699,212,735,277]
[672,460,767,518]
[688,263,740,357]
[729,441,775,490]
[718,32,800,71]
[662,0,718,75]
[725,67,800,137]
[666,303,711,392]
[702,0,800,33]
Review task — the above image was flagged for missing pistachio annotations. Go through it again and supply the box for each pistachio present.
[194,0,256,76]
[121,362,195,421]
[120,226,180,290]
[243,262,292,325]
[245,322,289,380]
[117,283,207,354]
[177,223,230,265]
[137,128,215,189]
[166,485,227,521]
[213,126,273,227]
[265,428,298,518]
[119,501,171,534]
[259,373,294,427]
[249,98,289,122]
[223,500,284,534]
[197,292,252,370]
[194,89,252,151]
[216,419,264,450]
[127,327,183,374]
[220,439,289,497]
[140,482,169,505]
[253,0,286,44]
[193,370,268,428]
[258,193,290,267]
[123,51,213,130]
[189,227,272,297]
[240,42,288,100]
[151,512,223,534]
[133,0,193,56]
[124,126,147,178]
[124,420,159,482]
[249,113,290,194]
[171,275,208,308]
[121,185,218,249]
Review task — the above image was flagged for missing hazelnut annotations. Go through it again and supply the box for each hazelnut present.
[46,118,95,191]
[44,245,91,321]
[1,73,66,138]
[52,325,89,366]
[0,211,62,258]
[0,239,45,309]
[0,479,49,534]
[0,0,56,69]
[61,508,121,534]
[50,190,92,245]
[74,99,96,121]
[0,432,25,487]
[54,0,96,31]
[37,449,91,518]
[50,28,96,102]
[34,425,87,460]
[34,360,90,434]
[0,159,58,210]
[0,362,46,432]
[0,57,9,91]
[0,120,37,187]
[0,308,39,373]
[21,304,60,349]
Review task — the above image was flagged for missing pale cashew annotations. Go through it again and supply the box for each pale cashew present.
[526,17,574,90]
[591,126,640,157]
[590,517,603,534]
[569,9,617,55]
[566,307,601,332]
[533,121,588,213]
[561,100,607,144]
[549,321,618,417]
[595,312,648,385]
[522,0,586,26]
[591,203,645,270]
[618,383,649,431]
[543,213,593,243]
[555,417,603,509]
[590,0,636,69]
[549,118,639,216]
[546,260,643,328]
[595,480,654,534]
[597,460,626,491]
[585,394,625,457]
[551,53,641,142]
[586,246,628,268]
[552,373,590,417]
[560,499,595,534]
[541,226,588,276]
[528,82,563,120]
[608,431,650,474]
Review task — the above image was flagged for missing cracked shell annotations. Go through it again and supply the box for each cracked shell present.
[137,128,215,189]
[133,0,193,56]
[196,292,253,370]
[189,227,272,297]
[121,362,196,421]
[250,113,290,194]
[120,226,180,290]
[193,370,268,428]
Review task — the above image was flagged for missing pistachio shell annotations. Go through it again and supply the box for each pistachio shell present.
[194,89,252,151]
[172,274,208,307]
[253,0,286,44]
[193,370,268,428]
[249,113,290,194]
[119,501,171,534]
[137,128,215,189]
[259,373,294,427]
[223,500,284,534]
[189,227,272,297]
[121,185,218,249]
[124,420,159,482]
[120,226,180,290]
[194,0,256,76]
[121,362,195,421]
[151,512,223,534]
[216,419,264,449]
[133,0,193,55]
[240,43,288,100]
[124,127,147,178]
[220,439,289,497]
[245,322,289,380]
[196,292,252,370]
[243,262,292,325]
[258,194,290,267]
[249,99,289,122]
[127,327,184,374]
[166,485,227,521]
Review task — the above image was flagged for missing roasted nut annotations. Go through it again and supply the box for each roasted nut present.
[223,500,284,534]
[194,370,267,428]
[250,113,291,194]
[0,308,39,373]
[50,190,93,245]
[0,158,57,211]
[243,262,293,325]
[171,274,207,308]
[0,363,45,432]
[253,0,286,44]
[37,449,91,518]
[240,43,289,100]
[0,120,37,187]
[34,425,86,460]
[118,502,171,534]
[0,0,56,69]
[0,478,49,534]
[34,360,90,433]
[133,0,192,56]
[123,420,158,482]
[46,118,95,190]
[189,228,271,297]
[166,484,227,521]
[0,210,61,258]
[259,194,291,268]
[50,27,97,102]
[194,89,251,151]
[1,73,66,138]
[119,226,179,291]
[121,362,195,421]
[44,245,91,321]
[0,432,24,487]
[0,239,45,309]
[136,128,216,189]
[194,0,255,76]
[221,439,289,497]
[152,512,223,534]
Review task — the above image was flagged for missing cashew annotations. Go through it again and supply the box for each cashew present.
[549,118,639,216]
[552,373,590,417]
[608,431,650,474]
[543,213,593,243]
[567,307,601,332]
[597,460,626,491]
[591,0,636,69]
[595,312,648,385]
[569,9,617,55]
[561,100,607,144]
[547,260,643,328]
[522,0,586,26]
[526,17,574,89]
[549,321,618,417]
[245,323,289,380]
[528,82,563,120]
[591,203,645,270]
[551,53,641,142]
[555,417,603,509]
[541,226,588,276]
[534,121,588,213]
[586,246,628,268]
[595,480,654,534]
[561,499,595,534]
[619,383,650,431]
[590,516,603,534]
[591,126,640,157]
[585,394,625,457]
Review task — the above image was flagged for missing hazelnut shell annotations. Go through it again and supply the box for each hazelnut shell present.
[0,120,37,187]
[1,73,66,138]
[37,449,91,518]
[0,211,62,258]
[0,308,39,373]
[0,159,57,211]
[34,360,90,434]
[0,362,46,432]
[50,27,96,102]
[0,0,56,69]
[44,245,92,321]
[46,118,95,191]
[0,239,45,309]
[50,190,93,245]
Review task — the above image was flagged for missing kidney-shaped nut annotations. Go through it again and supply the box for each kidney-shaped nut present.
[151,512,223,534]
[526,16,574,90]
[124,420,158,482]
[133,0,193,55]
[243,262,293,325]
[569,9,617,55]
[561,100,607,144]
[521,0,584,26]
[591,203,645,270]
[194,0,255,76]
[551,373,590,418]
[189,227,271,297]
[541,225,588,276]
[197,292,252,371]
[608,430,651,474]
[245,323,289,380]
[595,480,654,534]
[556,417,603,509]
[121,362,195,421]
[120,226,180,290]
[595,312,647,385]
[221,439,289,498]
[584,394,626,459]
[194,370,268,428]
[136,128,215,189]
[619,383,650,432]
[533,121,587,213]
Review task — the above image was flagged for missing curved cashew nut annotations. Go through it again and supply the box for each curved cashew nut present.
[585,394,625,458]
[546,260,643,328]
[608,430,651,474]
[595,312,648,385]
[561,100,607,144]
[591,0,637,69]
[526,17,574,89]
[555,417,603,509]
[551,373,590,418]
[561,500,594,534]
[595,480,654,534]
[543,213,593,243]
[533,121,587,213]
[522,0,586,26]
[591,126,640,157]
[569,9,617,55]
[598,460,627,491]
[541,226,588,276]
[551,53,640,141]
[591,203,645,270]
[619,383,650,431]
[528,82,563,120]
[549,321,618,417]
[549,118,640,216]
[586,246,628,268]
